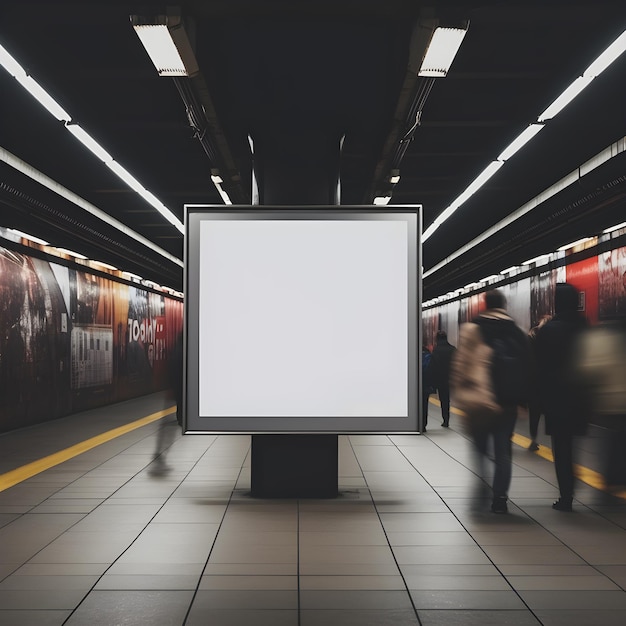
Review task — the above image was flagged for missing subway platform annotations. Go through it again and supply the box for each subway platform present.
[1,393,626,626]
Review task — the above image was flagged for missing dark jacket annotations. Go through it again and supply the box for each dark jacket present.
[472,309,530,407]
[430,338,456,391]
[534,311,589,436]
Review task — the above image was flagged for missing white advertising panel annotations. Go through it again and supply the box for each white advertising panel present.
[185,206,420,432]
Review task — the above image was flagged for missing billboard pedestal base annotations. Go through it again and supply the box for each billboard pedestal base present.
[251,434,338,498]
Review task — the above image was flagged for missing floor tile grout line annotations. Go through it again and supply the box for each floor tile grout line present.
[346,434,424,626]
[181,435,252,625]
[59,428,226,626]
[385,431,546,622]
[1,414,184,585]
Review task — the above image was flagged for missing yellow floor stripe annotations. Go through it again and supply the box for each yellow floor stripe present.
[429,397,626,500]
[0,406,175,493]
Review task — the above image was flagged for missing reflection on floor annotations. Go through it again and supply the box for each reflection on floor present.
[0,392,625,625]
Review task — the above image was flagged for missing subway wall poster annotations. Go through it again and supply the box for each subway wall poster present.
[0,246,183,433]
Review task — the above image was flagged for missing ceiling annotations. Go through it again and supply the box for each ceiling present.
[1,1,625,297]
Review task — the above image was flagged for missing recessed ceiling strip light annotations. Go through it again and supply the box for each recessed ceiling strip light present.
[423,135,626,279]
[423,27,626,242]
[0,41,185,232]
[0,146,183,268]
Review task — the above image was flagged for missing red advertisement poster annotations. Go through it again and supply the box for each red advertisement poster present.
[566,257,599,324]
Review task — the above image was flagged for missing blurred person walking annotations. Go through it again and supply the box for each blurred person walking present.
[422,344,436,432]
[535,283,590,511]
[431,330,456,427]
[527,315,551,451]
[452,290,529,514]
[577,315,626,487]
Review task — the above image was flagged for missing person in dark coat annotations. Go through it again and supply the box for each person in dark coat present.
[527,315,551,451]
[535,283,590,511]
[430,330,456,427]
[421,344,436,432]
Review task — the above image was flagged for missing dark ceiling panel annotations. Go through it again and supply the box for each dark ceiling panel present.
[0,1,625,295]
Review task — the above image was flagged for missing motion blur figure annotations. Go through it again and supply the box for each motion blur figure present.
[527,315,551,451]
[577,316,626,487]
[431,330,456,427]
[535,283,590,511]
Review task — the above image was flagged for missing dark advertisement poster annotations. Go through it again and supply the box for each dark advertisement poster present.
[0,244,183,433]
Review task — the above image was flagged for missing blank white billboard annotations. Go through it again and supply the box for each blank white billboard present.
[185,207,420,432]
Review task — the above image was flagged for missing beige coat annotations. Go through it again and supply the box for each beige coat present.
[450,321,501,423]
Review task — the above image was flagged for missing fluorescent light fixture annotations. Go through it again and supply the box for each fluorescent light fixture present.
[1,147,183,268]
[498,124,545,161]
[131,14,199,77]
[0,43,26,79]
[66,124,114,163]
[557,237,594,251]
[92,260,118,271]
[132,23,188,76]
[423,161,504,240]
[603,221,626,234]
[389,169,401,184]
[463,282,479,289]
[419,26,468,77]
[522,254,551,265]
[122,271,143,281]
[210,178,232,205]
[583,30,626,78]
[538,75,594,122]
[0,44,71,121]
[480,275,500,283]
[422,29,626,245]
[1,41,183,236]
[56,247,88,259]
[106,161,185,233]
[373,195,392,205]
[7,228,49,246]
[500,266,518,275]
[210,174,223,184]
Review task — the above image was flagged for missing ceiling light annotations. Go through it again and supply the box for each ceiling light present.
[122,271,143,281]
[557,237,594,251]
[131,15,199,77]
[389,169,401,184]
[132,24,187,76]
[0,44,71,122]
[373,196,392,205]
[92,260,118,271]
[106,161,184,232]
[56,247,88,259]
[210,174,223,184]
[418,26,468,77]
[7,228,49,246]
[66,123,114,163]
[583,30,626,78]
[500,266,518,275]
[522,254,551,265]
[603,221,626,234]
[537,76,594,122]
[497,124,545,161]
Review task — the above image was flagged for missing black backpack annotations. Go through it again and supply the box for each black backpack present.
[478,320,528,406]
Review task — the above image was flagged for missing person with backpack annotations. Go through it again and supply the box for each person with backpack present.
[431,330,456,427]
[534,283,590,511]
[451,289,529,514]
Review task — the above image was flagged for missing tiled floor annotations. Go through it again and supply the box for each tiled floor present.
[1,393,625,625]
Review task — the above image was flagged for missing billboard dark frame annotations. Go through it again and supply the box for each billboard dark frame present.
[184,205,421,433]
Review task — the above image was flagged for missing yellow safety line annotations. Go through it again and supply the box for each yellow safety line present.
[428,397,626,500]
[0,406,176,493]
